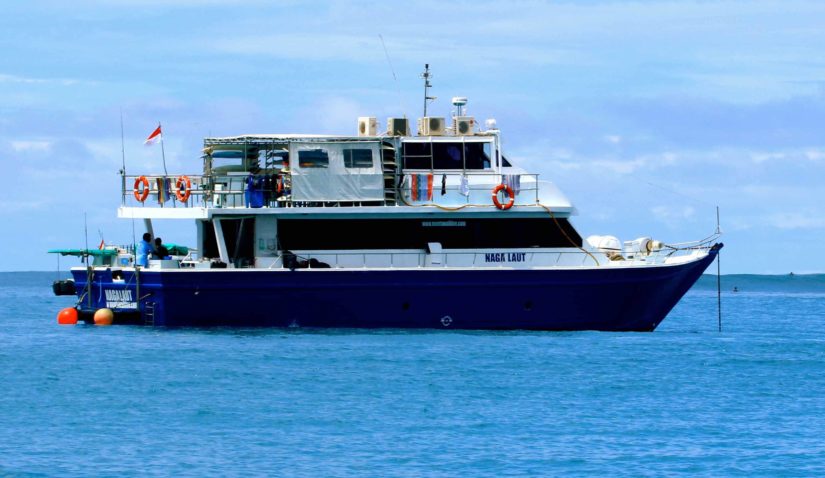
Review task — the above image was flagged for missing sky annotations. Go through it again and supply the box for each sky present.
[1,0,824,273]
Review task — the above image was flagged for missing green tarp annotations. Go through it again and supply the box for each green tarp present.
[48,249,118,257]
[48,244,190,257]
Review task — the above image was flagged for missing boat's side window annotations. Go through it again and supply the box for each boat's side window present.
[298,149,329,168]
[464,142,492,169]
[403,142,432,169]
[432,143,463,169]
[343,149,373,168]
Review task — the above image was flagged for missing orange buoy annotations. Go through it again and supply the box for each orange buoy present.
[93,308,114,326]
[133,176,150,202]
[57,307,78,325]
[492,184,515,210]
[175,175,192,202]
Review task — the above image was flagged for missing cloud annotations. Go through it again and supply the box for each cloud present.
[10,140,51,153]
[651,205,697,228]
[0,73,87,86]
[767,212,825,230]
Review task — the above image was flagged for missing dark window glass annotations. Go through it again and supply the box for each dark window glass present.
[501,155,512,167]
[464,142,491,169]
[277,218,582,250]
[298,149,329,168]
[432,143,464,169]
[344,149,373,168]
[403,142,432,169]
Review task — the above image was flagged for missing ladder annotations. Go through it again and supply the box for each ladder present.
[382,143,398,206]
[143,301,156,327]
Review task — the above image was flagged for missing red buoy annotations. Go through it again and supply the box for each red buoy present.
[93,308,114,326]
[57,307,78,325]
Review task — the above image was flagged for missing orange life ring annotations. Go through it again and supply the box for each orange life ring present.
[133,176,150,202]
[175,175,191,202]
[492,184,515,210]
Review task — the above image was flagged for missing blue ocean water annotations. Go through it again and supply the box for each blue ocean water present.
[1,272,823,477]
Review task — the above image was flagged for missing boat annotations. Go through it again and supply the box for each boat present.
[52,67,722,330]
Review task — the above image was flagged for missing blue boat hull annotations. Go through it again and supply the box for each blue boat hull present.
[71,246,719,331]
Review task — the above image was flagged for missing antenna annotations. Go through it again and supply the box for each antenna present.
[120,109,126,175]
[379,35,405,117]
[420,64,436,117]
[716,206,722,332]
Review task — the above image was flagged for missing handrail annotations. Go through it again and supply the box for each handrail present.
[120,171,545,209]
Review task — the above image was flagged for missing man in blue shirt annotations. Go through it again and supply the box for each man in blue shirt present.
[136,232,153,267]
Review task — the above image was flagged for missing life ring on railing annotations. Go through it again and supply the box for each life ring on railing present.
[133,176,150,202]
[175,175,191,202]
[492,184,515,210]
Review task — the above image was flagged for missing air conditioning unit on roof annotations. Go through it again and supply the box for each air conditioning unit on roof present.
[417,117,446,136]
[386,117,410,136]
[454,116,475,136]
[358,117,377,137]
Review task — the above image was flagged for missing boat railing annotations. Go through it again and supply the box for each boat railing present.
[268,249,603,269]
[120,171,543,209]
[398,172,541,207]
[261,239,718,270]
[623,234,720,264]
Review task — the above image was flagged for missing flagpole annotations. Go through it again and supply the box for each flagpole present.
[120,110,127,206]
[120,110,126,175]
[159,121,168,177]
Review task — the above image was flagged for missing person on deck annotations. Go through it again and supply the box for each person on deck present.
[153,237,169,260]
[136,232,152,267]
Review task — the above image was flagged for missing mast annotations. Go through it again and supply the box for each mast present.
[159,121,169,177]
[420,64,436,117]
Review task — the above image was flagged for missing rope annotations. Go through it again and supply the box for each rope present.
[538,203,601,266]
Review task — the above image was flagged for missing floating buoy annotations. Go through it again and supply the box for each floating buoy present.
[93,308,114,326]
[57,307,78,325]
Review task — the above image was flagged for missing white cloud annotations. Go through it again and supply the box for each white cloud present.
[604,135,622,145]
[651,205,697,228]
[10,140,51,152]
[767,212,825,230]
[0,73,87,86]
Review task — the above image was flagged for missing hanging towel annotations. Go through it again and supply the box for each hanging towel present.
[156,177,169,204]
[459,175,470,197]
[426,173,434,201]
[501,174,521,195]
[411,174,419,201]
[441,174,447,196]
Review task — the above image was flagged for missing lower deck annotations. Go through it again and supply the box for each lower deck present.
[69,245,720,331]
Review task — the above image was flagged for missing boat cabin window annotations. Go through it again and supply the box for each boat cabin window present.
[403,142,432,169]
[403,141,493,170]
[209,148,260,173]
[298,149,329,168]
[464,142,492,169]
[278,218,582,250]
[432,143,462,169]
[343,148,373,168]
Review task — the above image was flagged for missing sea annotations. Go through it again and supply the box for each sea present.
[0,272,823,477]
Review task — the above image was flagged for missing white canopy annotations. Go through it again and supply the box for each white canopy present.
[290,141,385,202]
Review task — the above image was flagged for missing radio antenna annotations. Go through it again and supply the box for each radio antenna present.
[420,64,436,117]
[716,206,722,332]
[120,109,126,175]
[379,35,405,118]
[120,109,127,206]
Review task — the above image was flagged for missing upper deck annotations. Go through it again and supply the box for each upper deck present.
[119,118,576,220]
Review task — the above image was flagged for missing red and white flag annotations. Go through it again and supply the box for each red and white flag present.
[98,239,105,250]
[144,124,162,145]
